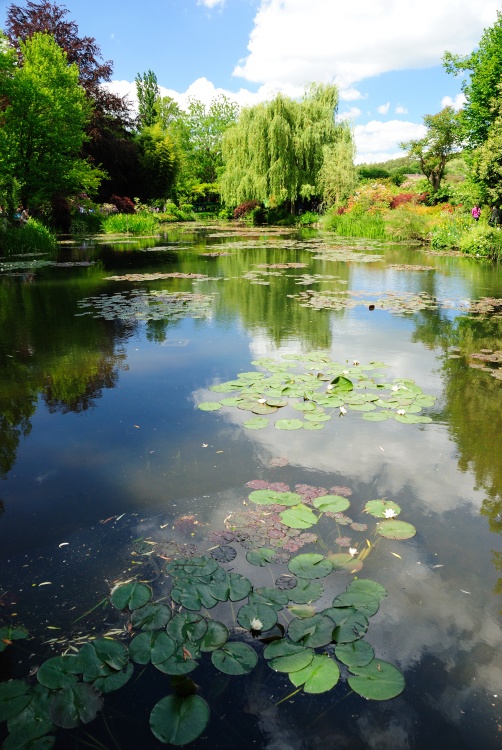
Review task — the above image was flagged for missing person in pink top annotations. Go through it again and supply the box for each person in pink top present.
[471,205,481,221]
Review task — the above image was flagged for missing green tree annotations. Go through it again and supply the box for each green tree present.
[136,122,178,202]
[470,89,502,205]
[319,123,358,206]
[444,11,502,148]
[0,32,103,212]
[400,107,462,192]
[220,84,344,210]
[135,69,160,129]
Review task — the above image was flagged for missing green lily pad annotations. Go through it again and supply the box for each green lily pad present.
[171,579,219,611]
[377,520,416,540]
[237,602,278,632]
[78,640,129,680]
[130,631,174,665]
[37,656,80,690]
[288,554,333,579]
[197,401,222,411]
[325,606,369,643]
[346,579,387,600]
[364,499,401,518]
[167,613,208,644]
[362,411,393,421]
[303,422,325,430]
[251,403,277,415]
[0,681,31,723]
[312,495,351,513]
[275,419,304,430]
[288,614,336,648]
[266,398,288,407]
[288,579,324,604]
[211,642,258,675]
[246,548,276,567]
[347,660,405,700]
[110,581,152,611]
[292,401,317,412]
[153,646,199,676]
[92,662,134,694]
[243,417,269,429]
[150,694,210,746]
[332,591,380,618]
[248,587,289,611]
[335,640,375,668]
[197,621,229,652]
[131,602,172,631]
[176,556,220,578]
[265,640,314,673]
[49,683,103,729]
[0,626,29,653]
[219,397,243,407]
[327,553,362,573]
[280,504,318,529]
[330,376,353,392]
[394,413,432,424]
[289,654,340,693]
[209,572,252,602]
[248,489,294,505]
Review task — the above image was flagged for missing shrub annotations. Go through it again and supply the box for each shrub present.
[110,195,135,214]
[70,212,103,235]
[101,212,160,235]
[383,204,434,242]
[344,182,394,215]
[322,209,386,239]
[430,211,472,249]
[297,211,320,226]
[458,225,502,260]
[0,218,57,254]
[390,193,415,209]
[233,200,260,220]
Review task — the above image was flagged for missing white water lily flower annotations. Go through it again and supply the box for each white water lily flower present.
[257,398,266,404]
[384,508,397,518]
[391,385,400,392]
[339,406,347,416]
[353,360,360,366]
[349,547,358,556]
[397,409,406,416]
[326,384,333,391]
[343,370,349,375]
[250,617,263,631]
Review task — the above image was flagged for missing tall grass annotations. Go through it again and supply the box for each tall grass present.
[322,210,386,240]
[101,212,160,235]
[430,212,471,249]
[458,224,502,261]
[0,218,57,254]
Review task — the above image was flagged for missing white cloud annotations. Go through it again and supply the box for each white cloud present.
[197,0,225,8]
[233,0,499,89]
[339,87,364,102]
[354,119,427,163]
[377,102,390,115]
[442,92,467,110]
[395,104,408,114]
[337,106,362,121]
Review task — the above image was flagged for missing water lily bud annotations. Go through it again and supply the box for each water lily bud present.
[250,617,263,631]
[349,547,358,556]
[339,406,347,416]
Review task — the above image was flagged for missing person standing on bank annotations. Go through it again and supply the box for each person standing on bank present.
[489,206,502,226]
[471,205,481,221]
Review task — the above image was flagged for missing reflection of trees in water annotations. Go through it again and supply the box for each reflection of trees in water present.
[0,499,4,516]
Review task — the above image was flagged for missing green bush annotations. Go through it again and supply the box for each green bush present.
[101,212,161,235]
[430,212,471,249]
[383,205,432,242]
[297,211,320,226]
[0,217,57,254]
[322,210,386,239]
[70,212,103,235]
[458,224,502,260]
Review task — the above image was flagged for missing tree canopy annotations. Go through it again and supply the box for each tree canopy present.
[136,69,160,129]
[220,84,346,209]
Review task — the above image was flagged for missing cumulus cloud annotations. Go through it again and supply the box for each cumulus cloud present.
[354,119,427,163]
[197,0,225,8]
[442,92,467,110]
[377,102,390,115]
[395,105,408,114]
[337,106,362,121]
[233,0,499,89]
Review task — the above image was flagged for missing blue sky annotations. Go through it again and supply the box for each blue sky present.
[0,0,500,162]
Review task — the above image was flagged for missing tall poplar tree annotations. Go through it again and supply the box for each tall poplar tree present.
[135,69,160,129]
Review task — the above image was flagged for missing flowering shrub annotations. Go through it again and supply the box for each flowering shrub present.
[344,182,394,215]
[383,204,435,241]
[233,200,260,220]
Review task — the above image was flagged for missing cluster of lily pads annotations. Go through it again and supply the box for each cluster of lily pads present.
[291,289,439,315]
[198,353,435,426]
[75,290,215,322]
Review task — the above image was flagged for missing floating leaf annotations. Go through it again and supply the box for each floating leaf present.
[197,402,222,411]
[364,500,401,518]
[130,631,174,665]
[288,579,324,605]
[153,646,199,676]
[394,413,432,424]
[288,554,333,579]
[243,417,269,429]
[171,579,218,611]
[348,660,405,700]
[0,681,31,722]
[335,640,375,668]
[248,489,285,505]
[198,621,229,652]
[150,694,210,746]
[0,626,29,653]
[280,505,318,529]
[275,419,304,430]
[332,591,380,618]
[49,683,103,729]
[167,613,208,645]
[275,575,297,591]
[327,553,362,573]
[237,602,278,632]
[264,639,314,673]
[330,376,353,392]
[326,607,369,643]
[211,643,258,675]
[209,572,252,602]
[110,582,152,611]
[246,548,275,567]
[312,495,351,513]
[377,520,416,540]
[346,579,387,600]
[288,614,336,648]
[210,545,237,563]
[289,654,340,693]
[93,662,134,694]
[37,656,80,690]
[131,602,172,631]
[248,587,289,611]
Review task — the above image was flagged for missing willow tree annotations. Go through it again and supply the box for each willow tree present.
[319,123,358,206]
[220,83,348,211]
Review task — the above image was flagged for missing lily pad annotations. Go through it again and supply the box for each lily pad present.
[248,587,290,610]
[288,614,336,648]
[92,663,134,694]
[312,495,351,513]
[237,602,278,632]
[335,640,375,668]
[197,401,222,411]
[0,681,31,723]
[275,419,304,430]
[346,579,387,600]
[171,579,218,611]
[210,545,237,563]
[49,683,103,729]
[150,694,210,746]
[289,654,340,693]
[347,660,405,700]
[130,631,175,665]
[243,417,269,429]
[288,579,324,605]
[332,591,380,618]
[131,602,172,631]
[325,606,369,643]
[0,626,29,653]
[37,656,80,690]
[246,548,276,567]
[167,613,208,645]
[110,581,152,611]
[209,572,252,602]
[264,639,314,673]
[377,520,416,540]
[198,621,229,652]
[364,499,401,518]
[211,642,258,675]
[330,376,353,392]
[248,489,285,505]
[327,553,362,573]
[280,505,318,529]
[288,554,333,579]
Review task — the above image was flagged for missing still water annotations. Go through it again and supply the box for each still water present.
[0,226,501,749]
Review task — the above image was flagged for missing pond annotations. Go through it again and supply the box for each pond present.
[0,225,501,749]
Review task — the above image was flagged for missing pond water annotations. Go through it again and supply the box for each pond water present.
[0,225,501,749]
